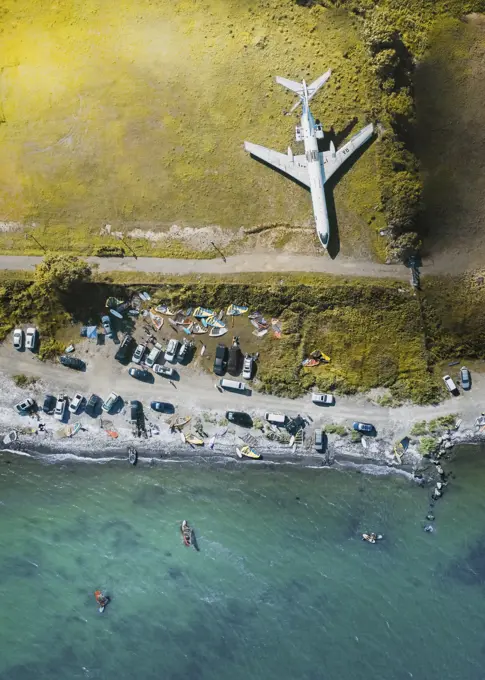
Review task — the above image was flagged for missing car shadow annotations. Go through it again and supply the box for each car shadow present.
[111,397,125,415]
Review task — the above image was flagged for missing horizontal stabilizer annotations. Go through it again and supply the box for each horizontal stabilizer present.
[307,70,331,99]
[275,76,304,94]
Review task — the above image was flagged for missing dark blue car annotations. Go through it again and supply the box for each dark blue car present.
[150,401,173,413]
[352,422,374,433]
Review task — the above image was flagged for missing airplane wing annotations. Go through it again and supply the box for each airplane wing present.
[322,123,374,182]
[244,142,310,187]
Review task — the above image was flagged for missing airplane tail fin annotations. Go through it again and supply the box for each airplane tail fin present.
[276,70,331,113]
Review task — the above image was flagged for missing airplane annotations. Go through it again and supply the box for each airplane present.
[244,71,374,250]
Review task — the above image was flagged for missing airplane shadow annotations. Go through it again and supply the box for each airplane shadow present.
[248,119,376,261]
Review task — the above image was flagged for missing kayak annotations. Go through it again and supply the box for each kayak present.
[181,520,193,547]
[186,433,204,446]
[109,308,123,319]
[128,446,138,466]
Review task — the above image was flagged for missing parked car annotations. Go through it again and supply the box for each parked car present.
[85,394,100,417]
[213,343,228,376]
[60,355,85,370]
[265,412,287,425]
[443,375,458,394]
[314,429,326,453]
[177,340,191,363]
[242,355,254,380]
[69,393,84,414]
[165,338,180,363]
[15,397,35,415]
[352,421,374,433]
[311,393,335,405]
[227,345,242,376]
[132,343,146,365]
[42,394,56,414]
[145,343,162,368]
[460,366,471,390]
[129,367,152,382]
[226,411,253,427]
[25,327,38,350]
[13,328,24,350]
[150,401,173,413]
[102,392,119,413]
[54,395,67,420]
[153,364,176,378]
[130,400,142,422]
[101,315,113,338]
[115,334,134,363]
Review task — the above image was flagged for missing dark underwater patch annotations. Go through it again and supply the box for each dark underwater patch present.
[132,484,166,506]
[168,566,184,580]
[0,556,40,580]
[447,536,485,585]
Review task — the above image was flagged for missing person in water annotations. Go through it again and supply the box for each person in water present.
[95,590,109,608]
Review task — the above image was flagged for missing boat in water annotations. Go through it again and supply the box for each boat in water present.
[180,519,198,549]
[128,446,138,466]
[94,590,110,614]
[362,533,383,544]
[236,445,261,460]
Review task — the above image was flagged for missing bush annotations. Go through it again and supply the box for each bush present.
[419,436,439,457]
[325,424,348,436]
[38,338,65,361]
[351,430,362,442]
[410,420,428,436]
[13,374,38,388]
[428,414,457,433]
[94,246,125,257]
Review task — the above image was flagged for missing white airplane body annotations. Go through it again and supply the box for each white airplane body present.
[244,71,374,249]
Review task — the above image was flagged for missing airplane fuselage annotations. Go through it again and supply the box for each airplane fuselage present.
[300,87,330,247]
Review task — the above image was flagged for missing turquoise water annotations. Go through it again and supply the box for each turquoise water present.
[1,449,485,680]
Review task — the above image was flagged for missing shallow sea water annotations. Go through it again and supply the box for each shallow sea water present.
[1,447,485,680]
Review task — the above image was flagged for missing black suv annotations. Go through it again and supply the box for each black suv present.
[43,394,56,414]
[115,334,134,363]
[213,344,228,376]
[60,355,85,370]
[85,394,100,417]
[226,411,253,427]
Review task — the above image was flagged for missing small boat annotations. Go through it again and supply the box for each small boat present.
[209,327,228,337]
[208,436,216,449]
[128,446,138,466]
[248,311,261,320]
[109,308,123,319]
[3,430,17,446]
[169,416,191,430]
[362,533,383,544]
[226,304,248,316]
[183,325,193,335]
[180,520,193,547]
[200,344,206,356]
[238,445,261,460]
[191,323,207,335]
[168,318,180,331]
[149,309,164,331]
[65,344,75,353]
[128,310,140,317]
[70,423,81,437]
[185,433,204,446]
[252,329,268,338]
[206,316,226,328]
[155,305,175,316]
[94,590,110,614]
[289,435,295,447]
[193,307,214,318]
[179,431,186,443]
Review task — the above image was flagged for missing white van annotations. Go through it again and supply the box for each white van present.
[145,343,162,368]
[219,378,246,392]
[265,412,287,425]
[165,339,180,363]
[443,375,457,393]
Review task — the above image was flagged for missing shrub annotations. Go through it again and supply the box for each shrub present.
[325,424,348,436]
[428,414,457,433]
[419,436,439,457]
[410,420,428,436]
[13,374,38,388]
[94,245,125,257]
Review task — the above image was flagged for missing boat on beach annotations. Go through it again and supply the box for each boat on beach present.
[191,323,207,335]
[155,304,175,316]
[149,309,164,330]
[193,307,214,318]
[226,304,248,316]
[236,445,261,460]
[185,433,204,446]
[128,446,138,466]
[209,327,228,337]
[3,430,17,446]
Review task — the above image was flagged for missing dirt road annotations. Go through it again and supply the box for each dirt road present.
[0,254,409,279]
[1,342,482,440]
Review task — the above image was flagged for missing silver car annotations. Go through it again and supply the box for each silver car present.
[132,343,146,365]
[311,393,335,405]
[13,328,24,350]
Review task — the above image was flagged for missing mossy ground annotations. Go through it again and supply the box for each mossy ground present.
[0,0,384,257]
